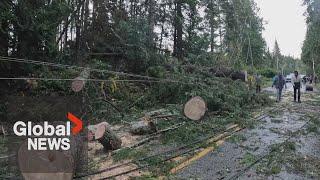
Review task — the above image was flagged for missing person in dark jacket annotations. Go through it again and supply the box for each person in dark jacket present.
[272,73,286,102]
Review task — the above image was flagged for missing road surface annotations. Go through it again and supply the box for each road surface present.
[177,86,320,180]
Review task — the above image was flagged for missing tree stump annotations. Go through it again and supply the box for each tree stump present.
[88,122,122,151]
[17,135,85,180]
[184,96,207,121]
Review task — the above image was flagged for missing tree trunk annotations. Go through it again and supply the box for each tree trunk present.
[147,0,155,48]
[88,122,122,151]
[174,0,183,60]
[130,117,157,135]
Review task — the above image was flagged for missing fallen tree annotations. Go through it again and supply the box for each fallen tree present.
[168,64,247,82]
[209,67,247,82]
[130,116,157,135]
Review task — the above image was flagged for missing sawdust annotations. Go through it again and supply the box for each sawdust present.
[87,124,148,179]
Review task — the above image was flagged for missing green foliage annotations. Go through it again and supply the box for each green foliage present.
[258,68,277,78]
[133,69,272,115]
[147,66,166,78]
[302,0,320,75]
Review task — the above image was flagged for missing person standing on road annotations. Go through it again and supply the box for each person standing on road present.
[292,71,302,103]
[272,73,286,102]
[255,74,262,93]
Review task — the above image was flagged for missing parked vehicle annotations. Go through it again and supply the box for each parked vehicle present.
[286,75,292,83]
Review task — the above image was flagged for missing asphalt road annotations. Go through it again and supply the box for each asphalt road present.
[177,89,320,180]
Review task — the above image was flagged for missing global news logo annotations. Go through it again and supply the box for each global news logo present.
[12,112,83,151]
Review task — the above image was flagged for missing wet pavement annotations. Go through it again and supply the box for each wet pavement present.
[177,88,320,180]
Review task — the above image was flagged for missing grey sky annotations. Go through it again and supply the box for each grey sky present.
[255,0,307,58]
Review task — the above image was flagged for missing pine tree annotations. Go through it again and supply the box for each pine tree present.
[302,0,320,75]
[273,40,282,71]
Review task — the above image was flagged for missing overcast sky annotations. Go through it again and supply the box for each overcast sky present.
[254,0,307,58]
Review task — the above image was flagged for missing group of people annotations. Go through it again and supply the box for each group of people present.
[272,71,302,103]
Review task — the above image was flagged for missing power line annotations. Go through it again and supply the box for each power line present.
[0,77,164,83]
[0,56,188,84]
[0,56,158,80]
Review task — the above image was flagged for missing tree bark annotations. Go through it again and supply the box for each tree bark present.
[130,117,157,135]
[88,122,122,151]
[147,0,156,48]
[174,0,183,60]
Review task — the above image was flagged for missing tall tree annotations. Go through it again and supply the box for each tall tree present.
[273,40,281,70]
[173,0,184,60]
[302,0,320,75]
[204,0,220,53]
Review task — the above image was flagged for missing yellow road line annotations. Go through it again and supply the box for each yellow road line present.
[170,139,227,174]
[170,126,242,174]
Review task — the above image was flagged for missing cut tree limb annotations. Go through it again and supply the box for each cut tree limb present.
[130,116,157,135]
[112,122,186,154]
[128,122,185,149]
[184,96,207,121]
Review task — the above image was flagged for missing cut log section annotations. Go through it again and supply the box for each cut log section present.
[184,96,207,121]
[88,122,122,151]
[130,116,157,135]
[18,135,85,180]
[71,69,90,92]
